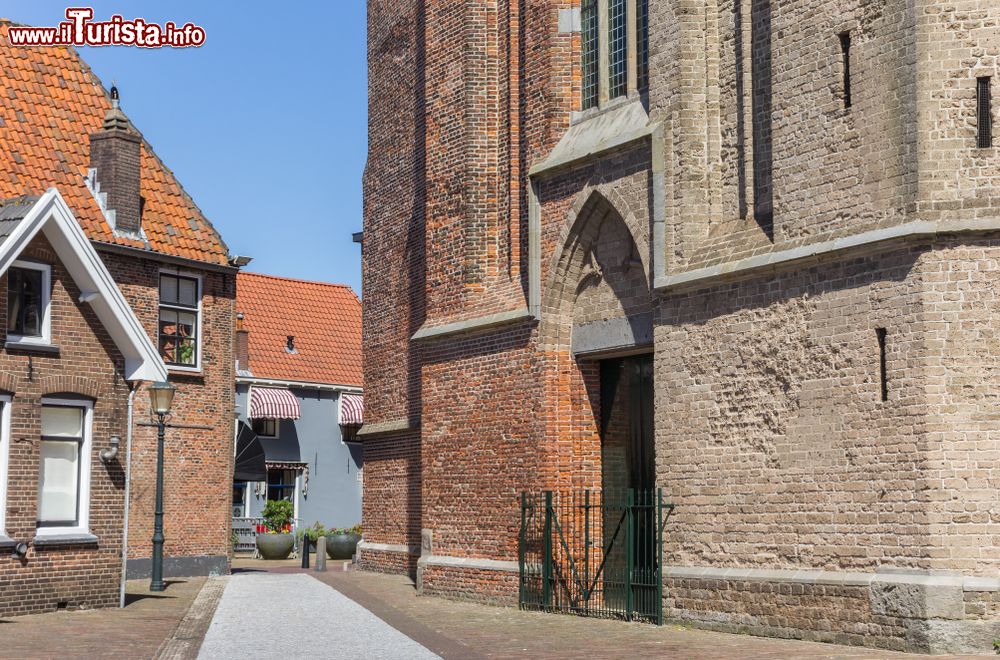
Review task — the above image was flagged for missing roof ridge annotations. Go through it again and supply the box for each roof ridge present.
[239,270,358,291]
[7,23,231,262]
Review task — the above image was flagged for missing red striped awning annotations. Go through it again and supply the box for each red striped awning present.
[340,393,363,426]
[249,387,300,420]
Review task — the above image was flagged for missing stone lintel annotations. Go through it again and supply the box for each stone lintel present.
[572,313,653,356]
[411,308,533,341]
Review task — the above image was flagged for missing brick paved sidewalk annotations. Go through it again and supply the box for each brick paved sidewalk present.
[308,569,992,660]
[0,578,207,660]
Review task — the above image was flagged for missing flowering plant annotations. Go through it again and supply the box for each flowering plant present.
[327,524,362,537]
[261,499,294,534]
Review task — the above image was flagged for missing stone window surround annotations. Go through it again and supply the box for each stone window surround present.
[578,0,649,117]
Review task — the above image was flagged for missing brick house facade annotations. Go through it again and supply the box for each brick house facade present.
[0,22,237,615]
[362,0,1000,653]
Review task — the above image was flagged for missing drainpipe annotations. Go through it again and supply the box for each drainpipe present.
[119,384,137,608]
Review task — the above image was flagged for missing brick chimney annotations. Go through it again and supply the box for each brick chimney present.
[235,312,250,372]
[89,86,142,236]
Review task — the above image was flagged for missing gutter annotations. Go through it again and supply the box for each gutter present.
[93,241,239,275]
[235,376,362,393]
[119,384,137,608]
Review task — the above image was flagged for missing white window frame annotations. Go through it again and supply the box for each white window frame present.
[158,268,203,373]
[252,418,279,439]
[35,398,93,537]
[6,260,52,347]
[0,395,12,537]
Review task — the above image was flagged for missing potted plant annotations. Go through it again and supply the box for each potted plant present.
[324,523,362,560]
[256,500,295,560]
[295,521,327,555]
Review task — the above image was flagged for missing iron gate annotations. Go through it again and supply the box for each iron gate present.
[518,489,673,623]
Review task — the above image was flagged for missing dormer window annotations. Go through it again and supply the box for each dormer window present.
[581,0,650,110]
[6,260,52,346]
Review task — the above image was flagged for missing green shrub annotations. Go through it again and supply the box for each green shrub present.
[295,521,327,542]
[261,499,294,534]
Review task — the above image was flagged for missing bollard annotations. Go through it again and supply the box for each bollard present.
[301,535,310,569]
[314,536,327,572]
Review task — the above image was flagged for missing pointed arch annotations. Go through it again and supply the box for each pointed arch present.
[538,187,651,350]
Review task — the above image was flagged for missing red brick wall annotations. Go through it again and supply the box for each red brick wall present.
[100,250,235,569]
[0,235,130,617]
[360,430,421,559]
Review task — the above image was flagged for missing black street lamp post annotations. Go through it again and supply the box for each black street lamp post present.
[148,381,176,592]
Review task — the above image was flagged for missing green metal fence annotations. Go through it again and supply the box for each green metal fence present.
[518,489,674,624]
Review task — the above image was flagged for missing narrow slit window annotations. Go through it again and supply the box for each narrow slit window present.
[636,0,650,90]
[839,32,852,109]
[876,328,888,402]
[608,0,628,99]
[581,0,599,110]
[977,76,992,149]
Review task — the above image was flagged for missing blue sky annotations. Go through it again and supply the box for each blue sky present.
[5,2,367,294]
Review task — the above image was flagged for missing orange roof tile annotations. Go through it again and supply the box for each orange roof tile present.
[0,21,229,265]
[237,272,362,387]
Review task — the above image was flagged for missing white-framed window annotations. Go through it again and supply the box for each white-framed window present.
[36,398,93,536]
[0,395,12,537]
[158,271,201,370]
[580,0,650,111]
[6,260,52,346]
[252,418,279,439]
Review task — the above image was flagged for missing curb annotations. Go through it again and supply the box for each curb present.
[155,576,229,660]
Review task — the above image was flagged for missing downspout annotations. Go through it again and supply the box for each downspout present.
[119,384,137,608]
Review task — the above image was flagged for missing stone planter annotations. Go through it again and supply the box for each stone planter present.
[324,533,360,560]
[256,533,294,560]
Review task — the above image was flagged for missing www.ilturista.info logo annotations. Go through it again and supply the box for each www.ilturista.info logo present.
[8,8,206,48]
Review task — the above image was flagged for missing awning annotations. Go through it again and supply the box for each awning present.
[233,421,267,482]
[340,393,363,425]
[249,387,300,420]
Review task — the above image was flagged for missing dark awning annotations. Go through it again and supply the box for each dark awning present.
[234,421,267,482]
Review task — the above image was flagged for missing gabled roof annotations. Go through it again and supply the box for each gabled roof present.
[0,20,230,265]
[0,189,168,382]
[236,272,362,388]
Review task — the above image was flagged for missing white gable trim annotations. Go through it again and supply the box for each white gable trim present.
[0,189,168,382]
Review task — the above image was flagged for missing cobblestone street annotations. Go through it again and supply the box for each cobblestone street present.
[3,564,995,659]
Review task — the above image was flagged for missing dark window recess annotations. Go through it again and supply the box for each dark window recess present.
[608,0,628,99]
[977,76,992,149]
[581,0,599,110]
[267,469,296,503]
[839,32,852,109]
[7,266,43,337]
[158,273,199,367]
[252,418,277,438]
[636,0,650,90]
[876,328,888,402]
[750,0,774,238]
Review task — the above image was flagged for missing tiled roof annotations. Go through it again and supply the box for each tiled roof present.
[237,272,362,387]
[0,21,230,265]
